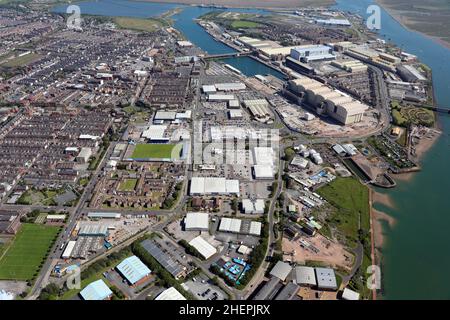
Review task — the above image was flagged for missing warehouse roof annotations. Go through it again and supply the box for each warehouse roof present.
[242,199,265,214]
[270,261,292,281]
[342,287,360,300]
[208,94,236,101]
[275,282,300,300]
[80,280,112,300]
[253,165,275,179]
[88,212,121,219]
[116,255,151,285]
[185,212,209,230]
[253,277,281,300]
[219,217,242,233]
[154,111,177,121]
[78,224,108,236]
[249,221,262,236]
[62,240,76,259]
[315,267,337,290]
[189,236,217,259]
[141,240,185,278]
[215,82,246,91]
[202,85,217,93]
[295,266,317,286]
[142,125,168,140]
[253,147,275,166]
[189,177,239,195]
[155,287,186,300]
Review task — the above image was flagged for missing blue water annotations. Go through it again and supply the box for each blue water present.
[53,1,284,79]
[334,0,450,299]
[54,0,180,17]
[51,0,450,299]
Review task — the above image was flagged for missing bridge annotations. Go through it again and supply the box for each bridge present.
[203,51,252,60]
[427,106,450,114]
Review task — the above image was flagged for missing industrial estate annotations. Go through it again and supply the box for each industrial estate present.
[0,0,441,302]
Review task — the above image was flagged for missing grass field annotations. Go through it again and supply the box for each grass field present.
[114,17,166,32]
[131,143,180,159]
[1,53,41,68]
[317,177,370,247]
[230,20,261,29]
[118,178,138,191]
[0,224,60,280]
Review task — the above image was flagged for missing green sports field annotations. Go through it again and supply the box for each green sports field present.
[131,143,181,159]
[0,224,59,280]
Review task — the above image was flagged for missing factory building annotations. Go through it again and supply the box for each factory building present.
[290,45,336,63]
[155,287,186,300]
[285,57,315,75]
[237,36,279,50]
[116,255,151,286]
[315,267,338,290]
[342,287,360,300]
[141,125,169,143]
[294,266,317,287]
[215,82,246,91]
[331,59,368,73]
[253,277,281,300]
[253,165,275,180]
[315,18,351,26]
[243,99,272,123]
[78,224,108,237]
[188,236,217,260]
[269,261,292,281]
[153,111,177,122]
[141,239,187,279]
[87,212,121,219]
[184,212,209,231]
[189,177,240,196]
[274,282,300,300]
[344,47,399,72]
[76,147,92,164]
[252,146,276,179]
[79,280,113,300]
[61,241,76,259]
[218,217,262,236]
[287,77,368,125]
[242,199,265,214]
[259,46,298,60]
[228,109,243,120]
[397,65,427,83]
[208,94,236,102]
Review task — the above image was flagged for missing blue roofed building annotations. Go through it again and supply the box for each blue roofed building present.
[116,255,151,286]
[79,279,113,300]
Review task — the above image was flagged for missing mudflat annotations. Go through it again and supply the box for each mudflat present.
[139,0,335,9]
[377,0,450,48]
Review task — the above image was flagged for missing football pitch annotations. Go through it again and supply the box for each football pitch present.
[131,143,181,159]
[0,224,59,280]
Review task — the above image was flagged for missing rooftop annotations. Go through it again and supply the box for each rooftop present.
[116,255,151,285]
[79,279,112,300]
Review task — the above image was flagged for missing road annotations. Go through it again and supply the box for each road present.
[27,140,117,299]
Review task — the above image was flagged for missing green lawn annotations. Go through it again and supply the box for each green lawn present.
[114,17,166,32]
[118,178,138,191]
[131,143,179,159]
[1,53,41,68]
[317,177,370,247]
[231,20,261,29]
[0,224,60,280]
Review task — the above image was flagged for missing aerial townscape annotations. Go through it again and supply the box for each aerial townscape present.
[0,0,448,303]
